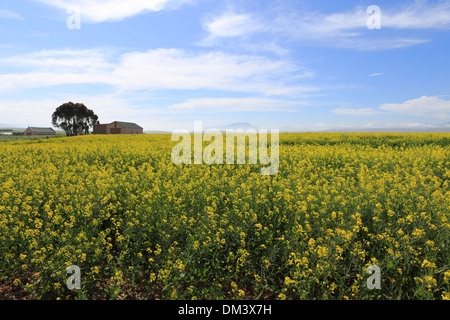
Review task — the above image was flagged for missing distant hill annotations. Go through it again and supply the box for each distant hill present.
[0,125,26,131]
[204,122,261,132]
[0,123,26,130]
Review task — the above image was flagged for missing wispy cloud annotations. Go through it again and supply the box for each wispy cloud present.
[333,107,381,116]
[284,1,450,37]
[200,11,264,45]
[369,73,384,77]
[2,49,115,71]
[201,1,450,51]
[0,9,25,20]
[113,49,315,95]
[204,12,262,38]
[168,97,305,113]
[380,96,450,118]
[33,0,191,22]
[382,1,450,29]
[268,2,444,50]
[28,31,50,38]
[336,96,450,119]
[0,48,316,97]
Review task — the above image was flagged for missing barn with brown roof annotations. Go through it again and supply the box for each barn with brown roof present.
[93,121,143,135]
[24,127,56,136]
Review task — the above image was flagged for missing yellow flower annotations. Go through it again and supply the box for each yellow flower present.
[277,293,286,300]
[316,245,328,258]
[1,132,448,300]
[412,228,425,238]
[423,276,437,290]
[284,277,297,286]
[421,259,436,269]
[193,240,200,250]
[444,271,450,284]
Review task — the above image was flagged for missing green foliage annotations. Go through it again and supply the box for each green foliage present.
[51,102,98,137]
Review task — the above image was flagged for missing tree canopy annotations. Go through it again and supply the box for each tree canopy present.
[52,102,98,136]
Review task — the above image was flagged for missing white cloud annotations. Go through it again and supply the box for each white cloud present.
[312,1,450,33]
[210,1,449,51]
[328,37,430,51]
[204,12,262,38]
[113,49,293,93]
[28,31,50,38]
[34,0,190,22]
[168,97,305,113]
[0,49,116,91]
[199,11,265,46]
[0,72,112,92]
[380,96,450,118]
[1,49,115,72]
[199,10,296,56]
[0,48,315,96]
[369,73,384,77]
[270,6,435,50]
[0,9,25,20]
[273,8,366,40]
[382,1,450,29]
[333,108,381,116]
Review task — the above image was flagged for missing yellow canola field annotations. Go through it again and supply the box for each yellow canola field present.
[0,133,449,300]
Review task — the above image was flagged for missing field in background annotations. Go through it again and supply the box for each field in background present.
[0,133,449,300]
[0,131,66,142]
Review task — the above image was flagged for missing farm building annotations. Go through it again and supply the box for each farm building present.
[93,121,144,135]
[24,127,56,136]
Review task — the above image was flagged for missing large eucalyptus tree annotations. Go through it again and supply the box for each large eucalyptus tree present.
[52,102,99,136]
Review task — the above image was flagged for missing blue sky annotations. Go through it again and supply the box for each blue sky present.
[0,0,449,131]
